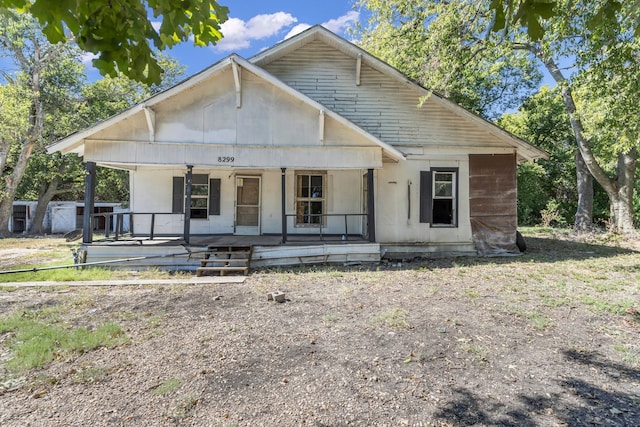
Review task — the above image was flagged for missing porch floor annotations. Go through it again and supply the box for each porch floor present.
[95,234,369,247]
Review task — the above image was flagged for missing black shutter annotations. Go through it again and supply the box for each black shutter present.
[419,170,432,223]
[172,177,184,214]
[209,178,221,215]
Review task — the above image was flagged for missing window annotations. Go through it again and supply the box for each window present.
[432,171,456,225]
[420,168,458,226]
[172,175,221,217]
[190,174,209,219]
[296,172,325,226]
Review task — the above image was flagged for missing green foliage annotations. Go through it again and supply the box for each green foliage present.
[540,199,566,227]
[501,0,639,231]
[0,310,126,372]
[3,20,186,206]
[1,0,228,85]
[488,0,640,40]
[516,162,548,225]
[355,0,541,119]
[574,41,640,156]
[501,87,612,226]
[501,87,576,224]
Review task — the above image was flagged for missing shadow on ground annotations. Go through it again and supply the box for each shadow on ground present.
[389,235,639,271]
[435,349,640,426]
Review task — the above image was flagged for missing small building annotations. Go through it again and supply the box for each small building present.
[10,201,126,235]
[48,26,547,270]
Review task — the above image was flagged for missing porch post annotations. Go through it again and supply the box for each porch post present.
[184,165,193,244]
[367,169,376,243]
[82,161,96,244]
[281,167,287,243]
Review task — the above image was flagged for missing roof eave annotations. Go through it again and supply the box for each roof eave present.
[47,56,238,155]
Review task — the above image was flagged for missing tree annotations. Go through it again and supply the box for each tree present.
[488,0,640,40]
[14,54,187,234]
[569,41,640,231]
[356,0,638,233]
[0,0,228,85]
[0,11,85,236]
[499,86,609,225]
[356,0,541,119]
[516,1,639,233]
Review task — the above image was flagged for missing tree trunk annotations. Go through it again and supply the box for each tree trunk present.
[0,139,8,177]
[573,150,593,232]
[0,140,36,236]
[29,177,61,235]
[609,149,637,233]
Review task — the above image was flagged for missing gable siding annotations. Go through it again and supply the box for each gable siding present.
[262,40,505,148]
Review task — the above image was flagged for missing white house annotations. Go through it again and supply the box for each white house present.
[48,26,547,269]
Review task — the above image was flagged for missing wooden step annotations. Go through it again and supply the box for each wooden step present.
[206,251,250,257]
[196,244,253,277]
[207,245,252,252]
[196,266,248,276]
[200,258,249,265]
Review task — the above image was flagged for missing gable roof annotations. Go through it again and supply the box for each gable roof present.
[251,25,548,162]
[47,53,405,162]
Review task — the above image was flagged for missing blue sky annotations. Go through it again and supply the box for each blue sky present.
[103,1,362,79]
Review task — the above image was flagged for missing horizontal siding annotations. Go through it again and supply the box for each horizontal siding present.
[250,244,380,267]
[263,40,504,148]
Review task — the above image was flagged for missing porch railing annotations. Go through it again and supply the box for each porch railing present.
[282,213,367,243]
[88,211,367,243]
[90,212,175,241]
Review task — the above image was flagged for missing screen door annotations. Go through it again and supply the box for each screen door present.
[235,176,261,235]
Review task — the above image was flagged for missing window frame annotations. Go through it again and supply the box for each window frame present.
[189,174,209,220]
[419,167,459,227]
[172,174,221,218]
[295,171,326,227]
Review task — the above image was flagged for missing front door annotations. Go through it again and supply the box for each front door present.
[235,176,261,235]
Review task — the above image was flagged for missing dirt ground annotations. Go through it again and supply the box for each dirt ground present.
[0,231,639,426]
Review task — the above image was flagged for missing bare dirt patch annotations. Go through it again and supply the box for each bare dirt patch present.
[1,231,639,426]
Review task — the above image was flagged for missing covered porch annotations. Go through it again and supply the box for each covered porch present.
[77,162,382,271]
[81,163,378,246]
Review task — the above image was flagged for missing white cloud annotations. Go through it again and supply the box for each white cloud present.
[215,12,297,52]
[284,23,311,40]
[284,11,360,40]
[321,11,360,34]
[212,10,361,52]
[81,52,98,66]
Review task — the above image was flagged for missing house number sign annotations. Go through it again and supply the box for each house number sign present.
[217,156,234,163]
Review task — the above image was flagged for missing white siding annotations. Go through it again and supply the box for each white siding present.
[375,155,473,245]
[86,65,382,168]
[130,167,365,236]
[263,40,506,149]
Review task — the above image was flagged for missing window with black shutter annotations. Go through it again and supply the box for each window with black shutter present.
[172,174,221,218]
[420,168,458,226]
